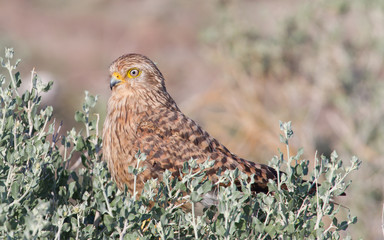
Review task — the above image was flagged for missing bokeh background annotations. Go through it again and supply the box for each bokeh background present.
[0,0,383,238]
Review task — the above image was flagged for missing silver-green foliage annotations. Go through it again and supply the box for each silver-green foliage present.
[0,48,360,239]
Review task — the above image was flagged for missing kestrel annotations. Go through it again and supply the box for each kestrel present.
[102,54,278,207]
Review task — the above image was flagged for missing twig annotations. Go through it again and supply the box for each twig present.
[382,203,384,238]
[191,201,199,240]
[99,177,113,217]
[119,219,129,240]
[54,218,64,240]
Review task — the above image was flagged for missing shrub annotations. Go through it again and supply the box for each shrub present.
[0,48,360,239]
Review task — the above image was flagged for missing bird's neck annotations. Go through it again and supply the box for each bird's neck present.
[106,90,180,126]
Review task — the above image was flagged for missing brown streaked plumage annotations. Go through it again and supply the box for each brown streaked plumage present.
[102,54,278,208]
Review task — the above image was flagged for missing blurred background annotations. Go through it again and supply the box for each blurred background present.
[0,0,383,238]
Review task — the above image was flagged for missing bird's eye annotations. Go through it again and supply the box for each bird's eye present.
[127,68,140,78]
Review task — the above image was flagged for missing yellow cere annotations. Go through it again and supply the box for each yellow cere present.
[112,72,123,81]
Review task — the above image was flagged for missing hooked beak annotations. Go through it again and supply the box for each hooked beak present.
[110,72,123,90]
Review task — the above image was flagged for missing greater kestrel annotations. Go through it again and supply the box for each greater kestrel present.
[102,54,278,206]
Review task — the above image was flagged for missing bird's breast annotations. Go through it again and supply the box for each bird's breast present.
[102,98,146,188]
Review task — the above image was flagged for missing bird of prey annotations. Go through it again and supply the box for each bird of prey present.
[102,54,279,207]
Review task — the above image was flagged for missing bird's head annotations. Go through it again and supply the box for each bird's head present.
[108,54,178,110]
[109,53,167,94]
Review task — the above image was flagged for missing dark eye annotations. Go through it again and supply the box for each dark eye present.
[128,68,140,78]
